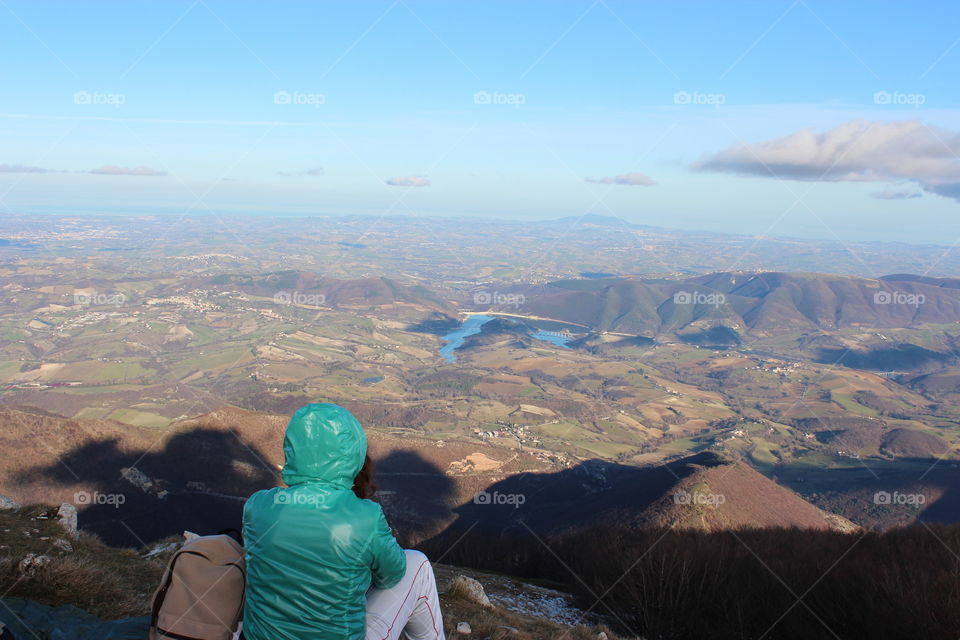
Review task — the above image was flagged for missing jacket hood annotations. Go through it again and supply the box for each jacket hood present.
[281,403,367,488]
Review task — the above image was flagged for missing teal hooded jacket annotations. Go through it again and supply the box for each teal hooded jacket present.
[242,403,407,640]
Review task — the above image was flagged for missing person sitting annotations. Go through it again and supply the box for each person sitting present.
[242,403,446,640]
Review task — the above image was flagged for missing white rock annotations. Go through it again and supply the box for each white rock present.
[52,538,73,552]
[142,541,179,558]
[18,553,51,575]
[56,503,78,537]
[0,495,20,511]
[450,575,492,608]
[455,622,471,634]
[121,465,151,489]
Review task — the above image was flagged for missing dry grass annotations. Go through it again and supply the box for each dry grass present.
[0,504,620,637]
[441,590,623,639]
[0,504,168,618]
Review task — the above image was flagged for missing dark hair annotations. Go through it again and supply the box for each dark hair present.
[352,454,378,499]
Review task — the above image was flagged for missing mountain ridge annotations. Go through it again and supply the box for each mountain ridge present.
[516,271,960,338]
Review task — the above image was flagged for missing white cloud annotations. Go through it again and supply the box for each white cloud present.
[873,188,922,200]
[585,172,656,186]
[89,165,167,176]
[385,176,430,187]
[277,168,324,177]
[694,119,960,201]
[0,164,53,173]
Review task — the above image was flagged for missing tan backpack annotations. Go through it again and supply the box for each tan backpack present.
[149,533,246,640]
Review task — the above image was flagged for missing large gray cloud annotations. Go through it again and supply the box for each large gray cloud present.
[585,171,656,186]
[694,119,960,200]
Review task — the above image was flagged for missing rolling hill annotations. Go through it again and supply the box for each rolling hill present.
[199,271,455,313]
[519,271,960,342]
[443,451,857,536]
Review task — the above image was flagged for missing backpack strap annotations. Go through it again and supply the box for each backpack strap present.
[217,528,243,546]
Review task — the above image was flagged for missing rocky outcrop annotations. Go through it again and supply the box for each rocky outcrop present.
[56,503,77,537]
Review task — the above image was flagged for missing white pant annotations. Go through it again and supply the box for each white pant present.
[365,550,446,640]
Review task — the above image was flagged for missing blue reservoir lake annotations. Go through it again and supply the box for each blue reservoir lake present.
[439,315,573,362]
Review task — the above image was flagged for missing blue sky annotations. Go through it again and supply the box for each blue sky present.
[2,0,960,243]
